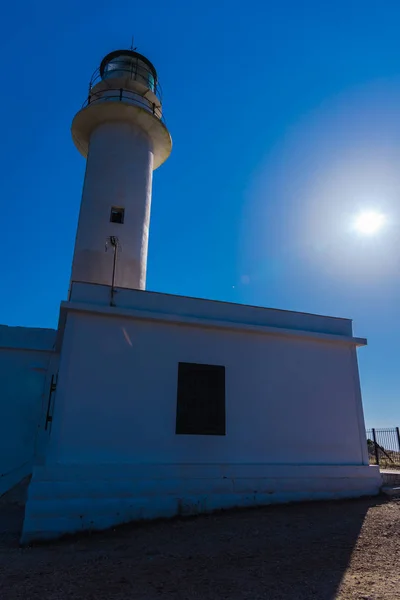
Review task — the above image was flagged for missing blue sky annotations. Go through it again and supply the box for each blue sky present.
[2,0,400,426]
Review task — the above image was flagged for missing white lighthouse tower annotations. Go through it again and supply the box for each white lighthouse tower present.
[18,42,379,547]
[70,49,172,291]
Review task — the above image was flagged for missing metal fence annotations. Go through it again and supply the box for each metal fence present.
[366,428,400,468]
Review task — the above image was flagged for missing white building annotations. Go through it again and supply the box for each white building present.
[0,47,381,543]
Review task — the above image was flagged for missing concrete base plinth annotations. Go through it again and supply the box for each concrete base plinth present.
[21,463,381,544]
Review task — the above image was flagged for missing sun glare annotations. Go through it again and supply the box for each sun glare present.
[354,211,386,235]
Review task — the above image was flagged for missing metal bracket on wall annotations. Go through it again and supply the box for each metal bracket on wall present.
[45,373,58,430]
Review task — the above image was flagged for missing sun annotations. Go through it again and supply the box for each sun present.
[354,211,386,235]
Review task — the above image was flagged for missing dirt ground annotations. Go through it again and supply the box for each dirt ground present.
[0,496,399,600]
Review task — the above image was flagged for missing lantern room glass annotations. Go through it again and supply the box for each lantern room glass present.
[102,54,155,92]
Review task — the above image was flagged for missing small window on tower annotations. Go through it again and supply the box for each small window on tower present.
[110,207,125,224]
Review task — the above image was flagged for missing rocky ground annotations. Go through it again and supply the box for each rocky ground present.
[0,496,399,599]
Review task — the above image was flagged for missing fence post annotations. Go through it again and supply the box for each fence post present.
[396,427,400,454]
[372,428,380,466]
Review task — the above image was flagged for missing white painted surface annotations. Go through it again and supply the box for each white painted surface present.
[47,310,369,466]
[71,100,172,168]
[0,326,55,496]
[70,122,154,290]
[68,281,357,338]
[70,50,172,291]
[21,291,379,541]
[22,462,381,543]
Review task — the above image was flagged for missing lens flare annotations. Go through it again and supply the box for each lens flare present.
[354,211,385,235]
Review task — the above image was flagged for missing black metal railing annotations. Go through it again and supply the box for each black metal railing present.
[89,60,163,102]
[82,88,165,124]
[366,427,400,469]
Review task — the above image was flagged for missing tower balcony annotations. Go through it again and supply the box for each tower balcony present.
[83,50,164,122]
[72,49,171,168]
[82,87,163,122]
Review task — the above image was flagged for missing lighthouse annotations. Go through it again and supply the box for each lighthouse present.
[17,45,379,545]
[70,49,172,291]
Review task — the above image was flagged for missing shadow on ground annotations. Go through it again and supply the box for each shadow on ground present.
[0,495,392,600]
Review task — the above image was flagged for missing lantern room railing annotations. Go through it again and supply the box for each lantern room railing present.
[88,58,163,103]
[82,88,165,124]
